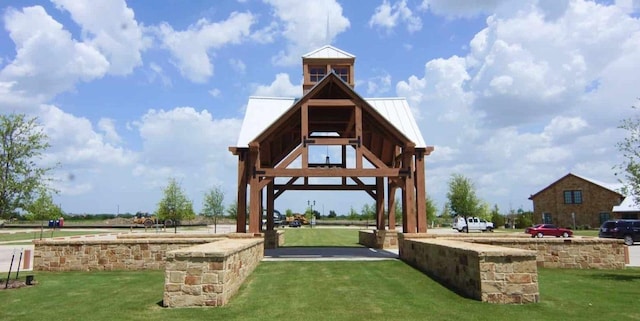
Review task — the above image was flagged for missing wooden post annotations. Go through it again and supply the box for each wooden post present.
[415,150,426,233]
[236,150,247,233]
[403,146,416,233]
[376,177,385,230]
[266,181,275,231]
[248,147,261,234]
[388,184,397,230]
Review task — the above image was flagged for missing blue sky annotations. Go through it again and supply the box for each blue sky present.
[1,0,639,216]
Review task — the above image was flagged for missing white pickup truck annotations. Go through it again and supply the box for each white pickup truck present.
[452,216,494,232]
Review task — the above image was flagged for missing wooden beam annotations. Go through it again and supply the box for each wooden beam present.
[351,177,376,199]
[303,137,358,146]
[307,99,354,106]
[355,104,362,169]
[274,184,375,191]
[301,103,309,168]
[276,146,302,169]
[260,168,405,178]
[361,145,388,169]
[274,177,300,199]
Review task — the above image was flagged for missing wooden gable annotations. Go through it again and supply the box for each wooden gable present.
[251,72,413,168]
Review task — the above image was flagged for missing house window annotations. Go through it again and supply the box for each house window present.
[309,66,326,82]
[543,213,552,224]
[332,66,349,82]
[599,212,610,224]
[563,190,583,204]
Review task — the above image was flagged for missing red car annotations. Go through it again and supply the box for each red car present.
[525,224,573,238]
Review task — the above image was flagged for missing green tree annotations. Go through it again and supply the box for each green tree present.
[202,186,224,219]
[440,202,451,217]
[156,178,195,233]
[226,201,238,219]
[0,114,55,219]
[24,188,63,239]
[616,102,640,204]
[327,210,337,219]
[490,204,505,228]
[446,174,479,233]
[426,195,437,224]
[394,198,402,224]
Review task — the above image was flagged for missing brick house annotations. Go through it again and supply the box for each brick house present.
[528,173,624,228]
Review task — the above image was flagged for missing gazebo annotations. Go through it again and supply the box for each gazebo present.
[229,45,434,237]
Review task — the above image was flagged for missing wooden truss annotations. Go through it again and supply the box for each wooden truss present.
[229,73,433,234]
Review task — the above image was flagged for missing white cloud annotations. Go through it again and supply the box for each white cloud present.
[229,58,247,74]
[98,118,122,144]
[0,6,109,102]
[130,107,242,204]
[397,0,640,210]
[366,72,392,96]
[369,0,423,33]
[264,0,350,66]
[52,0,149,75]
[252,73,301,97]
[209,88,221,97]
[39,105,134,168]
[419,0,511,18]
[147,62,172,87]
[154,12,256,83]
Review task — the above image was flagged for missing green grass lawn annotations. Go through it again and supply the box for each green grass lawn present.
[1,264,639,321]
[2,228,636,320]
[0,230,108,243]
[280,227,362,247]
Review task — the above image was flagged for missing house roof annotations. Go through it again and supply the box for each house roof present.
[234,95,426,148]
[302,45,355,59]
[529,173,623,200]
[613,196,640,213]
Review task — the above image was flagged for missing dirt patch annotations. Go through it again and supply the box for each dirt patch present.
[0,278,36,290]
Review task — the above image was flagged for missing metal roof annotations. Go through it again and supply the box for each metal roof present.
[234,96,427,148]
[235,97,296,147]
[613,196,639,212]
[302,45,355,59]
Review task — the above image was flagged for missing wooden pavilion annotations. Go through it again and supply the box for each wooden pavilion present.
[229,45,433,235]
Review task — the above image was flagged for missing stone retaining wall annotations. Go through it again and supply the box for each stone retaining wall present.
[467,238,626,269]
[358,230,398,249]
[33,239,218,271]
[400,237,539,304]
[264,230,284,249]
[401,233,627,269]
[117,233,227,239]
[163,238,264,307]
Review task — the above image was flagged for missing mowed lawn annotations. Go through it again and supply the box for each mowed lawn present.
[1,228,638,321]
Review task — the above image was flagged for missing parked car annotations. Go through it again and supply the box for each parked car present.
[599,219,640,246]
[452,216,494,232]
[288,220,302,228]
[525,224,572,238]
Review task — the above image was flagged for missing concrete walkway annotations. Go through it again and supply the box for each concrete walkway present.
[264,247,399,261]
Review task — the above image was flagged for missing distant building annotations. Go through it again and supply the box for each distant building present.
[528,173,624,228]
[612,196,640,219]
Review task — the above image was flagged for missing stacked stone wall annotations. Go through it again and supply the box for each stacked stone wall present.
[264,230,284,249]
[400,237,539,304]
[401,234,627,269]
[358,230,399,249]
[33,239,217,271]
[163,238,264,307]
[467,238,626,269]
